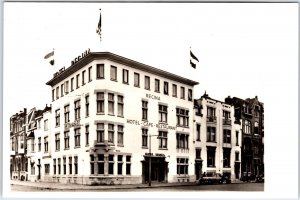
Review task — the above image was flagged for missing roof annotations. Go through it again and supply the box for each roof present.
[46,52,199,87]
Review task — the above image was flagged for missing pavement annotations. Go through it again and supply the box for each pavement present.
[10,180,198,191]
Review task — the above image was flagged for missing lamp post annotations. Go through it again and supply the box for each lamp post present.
[148,134,159,186]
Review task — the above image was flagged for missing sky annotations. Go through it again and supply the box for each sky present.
[3,2,299,198]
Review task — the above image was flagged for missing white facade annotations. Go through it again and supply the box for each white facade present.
[44,52,198,184]
[194,95,242,180]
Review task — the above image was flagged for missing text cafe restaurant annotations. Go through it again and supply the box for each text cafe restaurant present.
[47,51,198,185]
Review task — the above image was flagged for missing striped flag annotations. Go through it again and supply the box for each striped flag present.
[190,50,199,69]
[44,50,54,66]
[96,9,102,41]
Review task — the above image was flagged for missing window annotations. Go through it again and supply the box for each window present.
[159,105,168,123]
[74,156,78,174]
[108,154,114,175]
[88,66,92,82]
[57,158,61,174]
[55,109,60,127]
[176,132,189,149]
[145,76,150,90]
[254,105,259,117]
[126,156,131,175]
[254,122,259,135]
[177,158,188,175]
[69,157,72,174]
[110,66,117,81]
[82,70,86,85]
[97,123,104,143]
[61,84,64,97]
[74,128,81,147]
[71,78,74,91]
[180,87,185,99]
[223,129,231,144]
[53,159,56,175]
[38,137,41,152]
[31,163,35,175]
[96,92,105,114]
[108,124,114,144]
[64,105,70,123]
[44,136,48,152]
[63,157,66,174]
[117,95,124,117]
[56,87,59,99]
[164,81,169,95]
[207,126,216,142]
[142,101,148,120]
[74,100,81,120]
[235,151,239,161]
[196,124,201,141]
[188,89,192,101]
[98,154,104,174]
[196,148,201,159]
[65,81,69,94]
[85,95,89,117]
[108,93,114,115]
[55,133,60,151]
[44,119,48,131]
[172,84,177,97]
[223,148,231,168]
[155,79,160,92]
[64,131,70,149]
[207,107,216,122]
[118,155,123,175]
[207,147,216,167]
[158,131,168,149]
[76,74,80,88]
[123,69,129,84]
[117,125,124,146]
[85,125,89,146]
[236,131,239,146]
[176,108,189,127]
[44,164,50,175]
[96,64,104,79]
[243,120,251,134]
[134,73,140,87]
[142,128,148,148]
[90,155,95,175]
[52,89,55,101]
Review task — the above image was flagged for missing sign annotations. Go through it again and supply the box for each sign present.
[64,120,83,129]
[145,153,165,157]
[146,93,160,100]
[126,119,176,130]
[53,67,65,78]
[71,48,90,66]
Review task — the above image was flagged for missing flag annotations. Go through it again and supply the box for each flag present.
[190,50,199,69]
[96,9,102,40]
[44,50,54,66]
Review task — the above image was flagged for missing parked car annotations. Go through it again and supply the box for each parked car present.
[255,174,264,183]
[198,172,231,185]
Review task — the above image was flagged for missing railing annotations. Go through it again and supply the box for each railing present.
[206,116,216,123]
[223,119,232,125]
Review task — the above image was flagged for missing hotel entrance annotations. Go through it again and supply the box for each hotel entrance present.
[142,154,168,183]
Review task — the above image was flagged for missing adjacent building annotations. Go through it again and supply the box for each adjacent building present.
[225,96,264,177]
[193,92,242,181]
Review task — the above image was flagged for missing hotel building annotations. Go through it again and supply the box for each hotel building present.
[43,51,199,184]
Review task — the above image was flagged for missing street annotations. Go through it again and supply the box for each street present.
[11,182,264,192]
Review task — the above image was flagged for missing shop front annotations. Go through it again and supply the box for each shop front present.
[142,153,168,184]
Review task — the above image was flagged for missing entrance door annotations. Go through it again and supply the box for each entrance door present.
[195,161,202,180]
[142,157,168,183]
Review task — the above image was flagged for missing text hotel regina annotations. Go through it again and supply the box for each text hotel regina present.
[44,51,199,184]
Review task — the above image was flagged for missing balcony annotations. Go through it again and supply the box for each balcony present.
[223,119,232,126]
[206,116,216,123]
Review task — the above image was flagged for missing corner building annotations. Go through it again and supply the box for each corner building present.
[45,52,198,185]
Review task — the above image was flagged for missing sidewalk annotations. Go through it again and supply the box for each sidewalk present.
[10,180,196,191]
